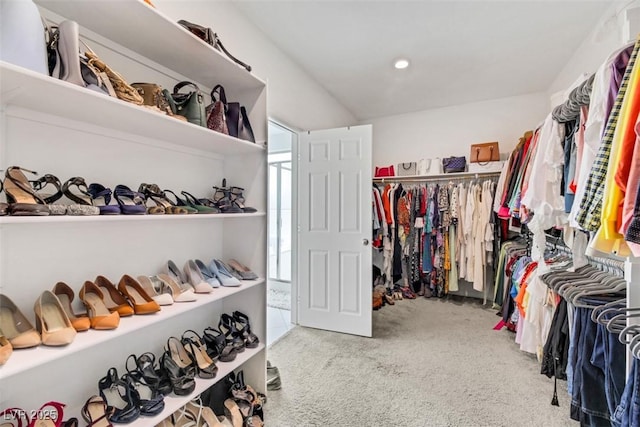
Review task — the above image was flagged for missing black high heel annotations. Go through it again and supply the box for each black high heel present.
[3,166,50,216]
[181,330,218,378]
[121,371,165,416]
[219,313,245,353]
[98,368,141,424]
[202,326,238,362]
[126,353,172,396]
[160,337,196,396]
[232,311,260,349]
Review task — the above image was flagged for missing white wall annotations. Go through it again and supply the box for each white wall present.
[367,92,550,168]
[153,0,356,131]
[549,1,639,96]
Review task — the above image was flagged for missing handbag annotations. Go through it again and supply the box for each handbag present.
[416,159,431,176]
[85,50,144,105]
[238,106,256,143]
[470,141,500,164]
[46,20,115,97]
[442,156,467,173]
[205,85,229,135]
[131,82,187,122]
[164,81,206,127]
[177,20,252,72]
[208,85,255,142]
[374,165,395,178]
[397,162,416,176]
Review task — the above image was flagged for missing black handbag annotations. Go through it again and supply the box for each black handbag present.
[177,20,252,72]
[209,85,256,142]
[164,81,206,127]
[442,156,467,173]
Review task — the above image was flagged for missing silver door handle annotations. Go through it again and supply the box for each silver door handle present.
[363,239,369,246]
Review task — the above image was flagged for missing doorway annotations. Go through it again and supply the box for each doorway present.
[267,120,296,345]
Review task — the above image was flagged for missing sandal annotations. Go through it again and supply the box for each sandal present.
[98,368,141,424]
[202,326,237,362]
[163,189,198,214]
[232,311,260,349]
[181,191,219,214]
[81,395,114,427]
[212,181,242,213]
[229,186,257,213]
[30,173,66,215]
[139,183,189,214]
[62,177,100,216]
[3,166,50,216]
[113,185,147,215]
[87,183,121,215]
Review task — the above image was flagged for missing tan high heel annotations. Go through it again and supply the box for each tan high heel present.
[183,396,230,427]
[34,290,77,346]
[94,275,135,317]
[0,294,41,348]
[0,334,13,365]
[3,166,50,216]
[117,275,161,315]
[181,330,218,379]
[52,282,91,332]
[223,399,243,427]
[137,275,174,306]
[157,273,197,302]
[79,281,120,330]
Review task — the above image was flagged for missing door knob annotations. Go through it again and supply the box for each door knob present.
[363,239,369,246]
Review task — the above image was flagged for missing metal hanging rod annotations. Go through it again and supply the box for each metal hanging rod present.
[373,171,501,184]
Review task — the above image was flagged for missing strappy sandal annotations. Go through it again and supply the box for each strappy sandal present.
[113,185,147,215]
[163,189,198,214]
[62,177,100,216]
[229,186,257,213]
[3,166,50,216]
[88,183,121,215]
[30,173,67,215]
[212,182,242,213]
[181,191,220,214]
[139,183,189,214]
[82,395,114,427]
[232,311,260,349]
[202,326,237,362]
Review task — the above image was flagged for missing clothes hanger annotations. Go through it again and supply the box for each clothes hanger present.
[605,309,640,334]
[591,298,626,323]
[566,276,626,303]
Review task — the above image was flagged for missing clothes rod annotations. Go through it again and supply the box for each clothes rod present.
[373,171,501,183]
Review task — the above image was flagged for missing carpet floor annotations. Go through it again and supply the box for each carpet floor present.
[264,297,574,427]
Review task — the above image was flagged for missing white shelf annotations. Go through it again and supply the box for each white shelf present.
[34,0,265,91]
[142,344,265,427]
[0,212,266,225]
[0,279,265,381]
[0,62,265,156]
[372,170,501,182]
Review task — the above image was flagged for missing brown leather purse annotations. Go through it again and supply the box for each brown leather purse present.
[470,141,500,164]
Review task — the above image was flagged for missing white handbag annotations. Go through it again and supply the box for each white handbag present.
[418,158,442,175]
[0,0,48,75]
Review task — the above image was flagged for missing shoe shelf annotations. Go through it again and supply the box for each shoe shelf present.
[0,278,265,381]
[0,62,265,156]
[34,0,266,92]
[0,212,266,225]
[142,344,265,427]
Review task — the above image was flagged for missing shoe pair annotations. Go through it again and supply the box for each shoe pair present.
[159,395,231,427]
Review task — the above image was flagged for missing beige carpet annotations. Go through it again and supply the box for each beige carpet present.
[264,297,574,427]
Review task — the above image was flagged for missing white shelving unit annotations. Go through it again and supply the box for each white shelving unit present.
[0,1,267,425]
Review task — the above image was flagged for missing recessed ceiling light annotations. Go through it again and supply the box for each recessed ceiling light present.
[394,59,409,70]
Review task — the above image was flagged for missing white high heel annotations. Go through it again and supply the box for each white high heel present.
[184,260,214,294]
[157,274,197,302]
[137,275,174,306]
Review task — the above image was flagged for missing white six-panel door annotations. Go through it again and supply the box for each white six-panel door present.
[298,125,372,337]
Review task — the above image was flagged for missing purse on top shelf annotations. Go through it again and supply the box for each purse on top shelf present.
[163,81,206,127]
[397,162,416,176]
[442,156,467,173]
[470,141,500,164]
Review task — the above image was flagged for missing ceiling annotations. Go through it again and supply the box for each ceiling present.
[233,0,614,121]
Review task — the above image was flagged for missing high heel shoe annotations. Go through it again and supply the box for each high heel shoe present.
[181,191,219,214]
[226,259,258,281]
[162,189,198,214]
[94,276,135,317]
[194,259,221,288]
[138,184,188,215]
[166,260,191,291]
[61,177,100,216]
[98,368,140,424]
[136,275,174,306]
[181,396,229,427]
[52,282,91,332]
[81,395,113,427]
[28,401,66,427]
[87,183,121,215]
[229,186,257,213]
[3,166,50,216]
[160,337,196,396]
[125,352,172,396]
[33,290,77,346]
[183,260,214,294]
[79,281,120,330]
[208,260,241,287]
[0,334,13,365]
[117,275,161,315]
[156,273,197,302]
[181,330,218,379]
[121,372,165,416]
[166,336,196,377]
[232,311,259,349]
[30,173,66,215]
[113,185,147,215]
[223,399,244,427]
[0,294,41,348]
[219,313,245,353]
[202,326,237,362]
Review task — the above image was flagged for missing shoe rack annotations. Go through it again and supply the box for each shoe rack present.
[0,0,267,424]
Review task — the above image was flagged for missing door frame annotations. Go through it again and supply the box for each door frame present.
[268,118,299,325]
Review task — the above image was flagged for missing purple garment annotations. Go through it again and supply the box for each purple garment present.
[604,45,634,135]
